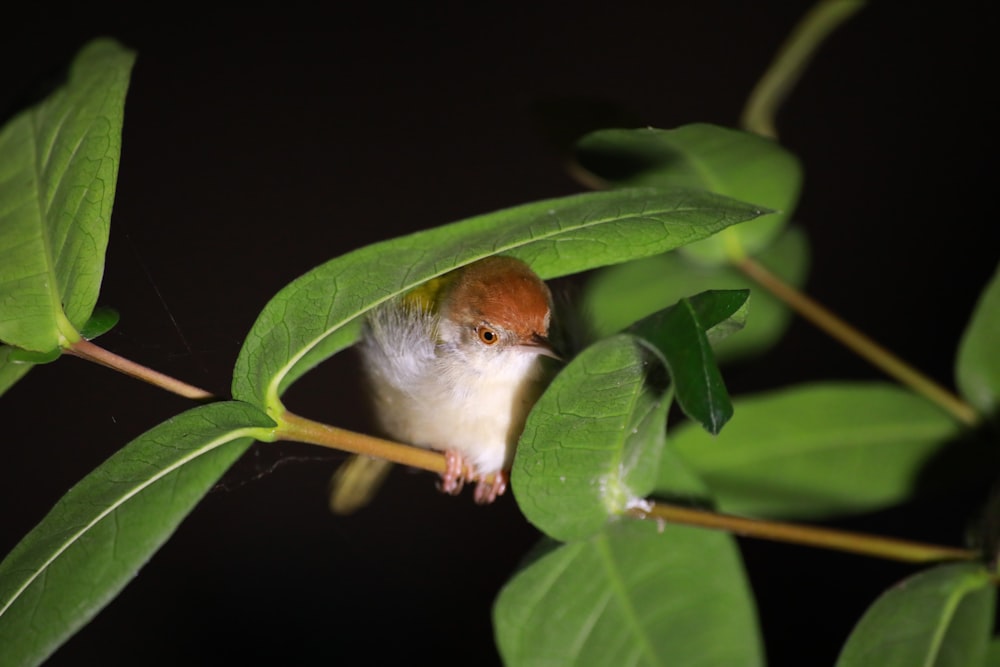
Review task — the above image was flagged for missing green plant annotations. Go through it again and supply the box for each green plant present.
[1,4,997,666]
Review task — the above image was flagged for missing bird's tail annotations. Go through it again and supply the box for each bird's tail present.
[328,455,394,514]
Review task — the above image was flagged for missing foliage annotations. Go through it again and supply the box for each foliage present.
[1,12,997,667]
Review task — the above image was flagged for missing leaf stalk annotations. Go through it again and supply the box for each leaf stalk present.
[65,339,215,401]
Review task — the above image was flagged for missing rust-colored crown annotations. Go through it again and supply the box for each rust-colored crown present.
[443,256,551,340]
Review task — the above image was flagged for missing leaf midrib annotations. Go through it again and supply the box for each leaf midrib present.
[923,572,989,667]
[29,105,70,344]
[0,427,264,619]
[596,534,662,666]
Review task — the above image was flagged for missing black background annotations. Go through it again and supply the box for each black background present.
[1,3,996,665]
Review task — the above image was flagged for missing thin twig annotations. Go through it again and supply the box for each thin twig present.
[284,411,979,564]
[61,315,980,564]
[65,339,215,401]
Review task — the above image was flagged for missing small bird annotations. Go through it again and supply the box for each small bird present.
[329,256,558,513]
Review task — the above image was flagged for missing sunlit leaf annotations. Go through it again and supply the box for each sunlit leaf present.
[669,382,964,519]
[0,39,134,352]
[836,563,996,667]
[956,262,1000,416]
[575,124,802,264]
[494,520,763,667]
[232,187,770,414]
[0,401,274,667]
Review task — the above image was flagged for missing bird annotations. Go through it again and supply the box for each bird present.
[329,256,558,513]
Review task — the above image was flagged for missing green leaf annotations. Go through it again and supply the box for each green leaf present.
[0,39,135,352]
[232,186,770,414]
[494,520,764,667]
[0,345,33,397]
[655,439,712,503]
[985,637,1000,667]
[513,335,668,542]
[4,347,60,364]
[836,563,996,667]
[669,382,963,519]
[583,225,810,363]
[78,306,120,340]
[575,124,802,264]
[956,262,1000,416]
[630,290,750,347]
[0,401,274,667]
[629,290,748,434]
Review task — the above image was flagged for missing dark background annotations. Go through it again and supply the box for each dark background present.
[1,3,996,665]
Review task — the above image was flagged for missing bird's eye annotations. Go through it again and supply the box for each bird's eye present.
[477,326,499,345]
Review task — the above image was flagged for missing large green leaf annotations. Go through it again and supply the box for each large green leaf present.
[956,262,1000,416]
[836,563,996,667]
[512,335,668,542]
[668,382,963,519]
[0,401,274,667]
[629,290,748,434]
[575,124,802,264]
[0,39,134,353]
[232,187,770,414]
[494,520,764,667]
[583,225,810,363]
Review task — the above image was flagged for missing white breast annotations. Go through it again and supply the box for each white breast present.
[358,304,547,475]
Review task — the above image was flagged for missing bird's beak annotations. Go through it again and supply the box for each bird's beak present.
[519,333,561,361]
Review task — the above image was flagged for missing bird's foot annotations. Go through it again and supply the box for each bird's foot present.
[439,451,507,504]
[439,450,466,495]
[473,470,508,504]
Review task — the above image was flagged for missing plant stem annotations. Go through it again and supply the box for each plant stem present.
[277,410,447,473]
[629,502,978,564]
[66,339,215,401]
[282,412,979,564]
[62,340,980,564]
[736,255,980,426]
[741,0,866,139]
